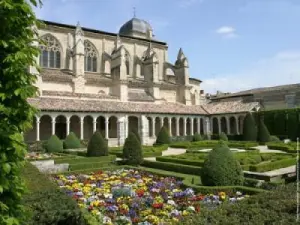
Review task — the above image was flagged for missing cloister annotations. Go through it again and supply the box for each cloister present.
[25,111,246,146]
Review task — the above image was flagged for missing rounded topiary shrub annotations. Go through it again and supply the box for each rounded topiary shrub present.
[131,128,141,143]
[45,135,63,153]
[193,133,203,142]
[219,132,228,141]
[87,131,108,157]
[155,126,170,145]
[201,143,244,186]
[123,132,143,165]
[243,113,258,141]
[63,132,81,149]
[257,117,271,144]
[270,135,280,142]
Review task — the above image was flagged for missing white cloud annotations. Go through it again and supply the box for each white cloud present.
[215,26,238,39]
[178,0,204,8]
[201,50,300,94]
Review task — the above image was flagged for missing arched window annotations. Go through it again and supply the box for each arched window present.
[39,35,61,68]
[84,41,97,72]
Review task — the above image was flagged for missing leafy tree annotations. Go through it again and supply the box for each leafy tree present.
[219,132,228,141]
[155,126,170,145]
[257,116,271,144]
[123,132,143,165]
[0,0,41,223]
[201,142,243,186]
[63,132,81,149]
[243,113,258,141]
[46,135,63,153]
[193,133,203,142]
[87,131,108,157]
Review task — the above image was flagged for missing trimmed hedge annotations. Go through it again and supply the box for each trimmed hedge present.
[142,160,202,175]
[45,135,63,153]
[243,113,257,141]
[54,155,116,164]
[156,156,205,167]
[249,158,296,172]
[155,126,170,145]
[267,142,297,153]
[171,141,259,150]
[87,131,108,157]
[64,132,82,149]
[123,132,143,165]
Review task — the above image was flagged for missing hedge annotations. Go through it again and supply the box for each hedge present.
[170,141,259,150]
[142,160,202,175]
[109,145,168,158]
[156,156,205,167]
[249,158,297,172]
[54,155,116,164]
[267,142,297,153]
[69,161,114,171]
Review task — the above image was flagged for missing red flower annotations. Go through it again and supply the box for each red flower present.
[136,189,144,197]
[88,205,93,211]
[152,203,163,209]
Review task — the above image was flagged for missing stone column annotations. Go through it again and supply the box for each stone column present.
[36,116,40,141]
[51,116,56,135]
[80,116,84,140]
[226,117,231,135]
[105,116,109,139]
[190,118,194,135]
[160,117,164,129]
[125,115,129,138]
[176,117,180,136]
[93,117,97,133]
[168,117,172,136]
[235,116,240,135]
[152,117,155,137]
[141,115,149,145]
[197,118,201,134]
[205,117,211,138]
[218,117,221,134]
[183,117,187,136]
[117,116,126,146]
[66,116,70,136]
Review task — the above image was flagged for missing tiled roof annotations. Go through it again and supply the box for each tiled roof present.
[202,100,259,114]
[28,97,259,115]
[128,90,154,102]
[28,97,208,115]
[42,90,118,99]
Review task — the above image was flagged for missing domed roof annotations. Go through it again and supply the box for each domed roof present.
[119,18,153,39]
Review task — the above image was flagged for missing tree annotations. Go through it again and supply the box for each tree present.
[243,113,257,141]
[257,116,271,144]
[123,132,143,165]
[219,132,228,141]
[201,142,243,186]
[46,135,63,153]
[63,132,81,149]
[131,128,141,143]
[87,131,108,157]
[155,126,170,145]
[0,0,41,223]
[193,133,203,142]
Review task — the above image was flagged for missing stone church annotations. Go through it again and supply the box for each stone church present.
[26,17,260,146]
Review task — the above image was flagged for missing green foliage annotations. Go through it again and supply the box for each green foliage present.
[243,113,257,141]
[123,132,143,165]
[249,158,296,172]
[257,117,271,144]
[0,1,42,223]
[87,131,108,157]
[201,143,244,186]
[269,135,280,142]
[219,132,228,141]
[63,132,81,149]
[182,183,297,225]
[287,111,299,141]
[45,135,63,153]
[274,111,287,136]
[156,156,205,167]
[155,126,170,145]
[131,128,141,143]
[192,133,203,142]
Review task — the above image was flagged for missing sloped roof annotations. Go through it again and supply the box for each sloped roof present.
[202,100,259,114]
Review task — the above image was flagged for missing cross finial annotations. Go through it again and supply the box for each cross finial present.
[133,7,136,18]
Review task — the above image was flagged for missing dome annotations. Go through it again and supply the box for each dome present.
[119,18,153,39]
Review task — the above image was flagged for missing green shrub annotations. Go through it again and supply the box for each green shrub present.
[45,135,63,153]
[249,158,296,172]
[219,132,228,141]
[193,133,203,142]
[243,113,257,141]
[123,132,143,165]
[156,156,205,167]
[63,132,82,149]
[257,117,271,144]
[87,131,108,157]
[131,128,141,143]
[269,135,280,142]
[155,126,170,145]
[201,143,244,186]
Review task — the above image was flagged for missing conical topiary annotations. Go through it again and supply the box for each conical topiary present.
[193,133,203,142]
[63,132,81,149]
[201,142,243,186]
[243,113,258,141]
[257,116,271,144]
[45,135,63,153]
[219,132,228,141]
[123,132,143,165]
[131,128,141,143]
[155,126,170,145]
[87,131,108,157]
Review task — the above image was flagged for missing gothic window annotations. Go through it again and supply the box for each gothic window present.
[84,41,97,72]
[39,35,61,68]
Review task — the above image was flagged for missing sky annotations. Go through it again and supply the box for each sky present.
[33,0,300,94]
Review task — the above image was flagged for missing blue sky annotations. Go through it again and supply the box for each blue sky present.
[34,0,300,94]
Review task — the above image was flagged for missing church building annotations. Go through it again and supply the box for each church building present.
[26,17,260,146]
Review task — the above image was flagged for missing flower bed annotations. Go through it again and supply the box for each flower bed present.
[25,152,61,160]
[53,169,247,225]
